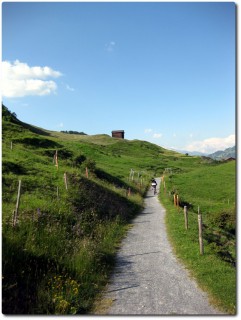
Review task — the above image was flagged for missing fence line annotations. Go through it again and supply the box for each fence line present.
[161,176,207,255]
[9,169,148,228]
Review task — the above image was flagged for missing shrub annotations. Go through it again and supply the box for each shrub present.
[73,154,86,168]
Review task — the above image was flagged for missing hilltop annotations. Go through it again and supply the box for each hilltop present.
[2,104,188,180]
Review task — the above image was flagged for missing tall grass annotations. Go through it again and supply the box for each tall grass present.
[2,107,151,314]
[2,171,144,314]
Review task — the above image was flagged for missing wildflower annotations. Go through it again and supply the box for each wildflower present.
[73,287,79,295]
[57,299,70,313]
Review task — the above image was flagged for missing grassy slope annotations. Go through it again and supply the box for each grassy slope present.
[159,160,236,314]
[2,107,182,314]
[2,106,236,314]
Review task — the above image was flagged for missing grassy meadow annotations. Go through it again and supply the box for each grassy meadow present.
[2,105,236,314]
[159,159,236,313]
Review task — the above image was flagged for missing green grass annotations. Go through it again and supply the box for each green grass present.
[2,106,158,314]
[2,104,236,314]
[166,161,236,212]
[159,162,236,314]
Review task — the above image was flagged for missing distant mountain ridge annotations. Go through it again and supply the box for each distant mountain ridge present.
[208,146,236,160]
[174,149,208,156]
[173,146,236,160]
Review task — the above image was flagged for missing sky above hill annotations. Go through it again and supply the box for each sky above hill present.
[2,1,236,153]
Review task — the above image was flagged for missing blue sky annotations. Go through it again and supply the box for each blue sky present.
[2,1,236,153]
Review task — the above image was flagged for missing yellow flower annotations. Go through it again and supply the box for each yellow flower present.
[57,299,70,313]
[73,287,79,295]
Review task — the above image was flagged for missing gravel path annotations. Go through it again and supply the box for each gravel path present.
[103,178,223,315]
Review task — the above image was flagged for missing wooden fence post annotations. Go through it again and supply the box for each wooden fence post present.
[54,150,58,169]
[86,167,89,178]
[12,210,16,227]
[198,206,204,255]
[173,194,176,206]
[64,173,68,190]
[128,187,131,197]
[129,169,132,181]
[184,206,188,230]
[177,195,179,211]
[13,180,21,227]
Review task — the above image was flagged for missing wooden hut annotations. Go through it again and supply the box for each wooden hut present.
[112,130,125,139]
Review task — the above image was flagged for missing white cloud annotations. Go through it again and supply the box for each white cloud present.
[153,133,163,139]
[105,41,116,52]
[144,128,153,133]
[144,129,162,139]
[185,134,235,154]
[2,79,58,98]
[1,60,62,97]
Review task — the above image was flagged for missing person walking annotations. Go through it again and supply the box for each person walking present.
[151,178,157,195]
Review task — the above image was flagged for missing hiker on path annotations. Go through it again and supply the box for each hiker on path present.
[151,178,157,195]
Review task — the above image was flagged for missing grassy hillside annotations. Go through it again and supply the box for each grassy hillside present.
[159,159,236,313]
[2,105,236,314]
[2,105,181,314]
